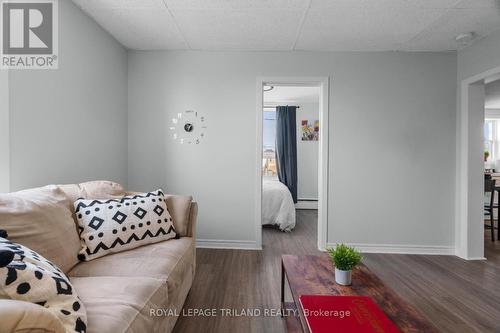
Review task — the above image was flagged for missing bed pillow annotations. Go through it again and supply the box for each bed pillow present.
[74,189,177,261]
[0,237,87,333]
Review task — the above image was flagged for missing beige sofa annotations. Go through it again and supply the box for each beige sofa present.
[0,181,197,333]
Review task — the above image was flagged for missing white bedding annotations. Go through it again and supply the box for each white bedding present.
[262,179,296,231]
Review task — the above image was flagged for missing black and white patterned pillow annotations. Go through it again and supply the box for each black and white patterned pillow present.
[0,238,87,333]
[74,189,177,261]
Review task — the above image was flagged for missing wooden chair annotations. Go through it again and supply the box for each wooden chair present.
[484,178,497,241]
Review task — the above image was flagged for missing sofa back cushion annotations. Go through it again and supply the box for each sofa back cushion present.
[59,181,125,210]
[0,186,81,273]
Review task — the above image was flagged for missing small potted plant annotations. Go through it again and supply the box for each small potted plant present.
[485,151,490,162]
[327,244,362,286]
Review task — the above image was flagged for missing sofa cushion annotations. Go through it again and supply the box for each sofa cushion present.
[74,190,177,261]
[0,186,81,273]
[0,238,87,333]
[68,238,195,333]
[70,276,167,333]
[60,181,125,202]
[68,237,194,281]
[0,299,66,333]
[68,237,195,308]
[58,181,125,212]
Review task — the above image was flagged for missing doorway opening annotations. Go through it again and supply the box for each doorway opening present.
[483,75,500,258]
[255,77,329,252]
[458,66,500,260]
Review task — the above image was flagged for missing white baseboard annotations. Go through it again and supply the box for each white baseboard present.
[326,242,455,255]
[295,200,318,210]
[196,240,454,255]
[458,256,487,260]
[196,239,261,250]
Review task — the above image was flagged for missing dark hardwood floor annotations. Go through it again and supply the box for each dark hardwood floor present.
[173,211,500,333]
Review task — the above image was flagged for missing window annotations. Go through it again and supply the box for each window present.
[263,110,276,151]
[263,110,277,177]
[484,119,500,168]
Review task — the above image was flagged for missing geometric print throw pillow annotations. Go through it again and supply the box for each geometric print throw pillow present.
[0,237,87,333]
[74,189,177,261]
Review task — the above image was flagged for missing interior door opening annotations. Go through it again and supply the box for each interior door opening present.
[255,77,329,252]
[483,74,500,258]
[459,66,500,260]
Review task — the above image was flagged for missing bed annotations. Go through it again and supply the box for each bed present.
[262,179,296,231]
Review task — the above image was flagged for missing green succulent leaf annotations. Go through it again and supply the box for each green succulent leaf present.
[326,244,362,271]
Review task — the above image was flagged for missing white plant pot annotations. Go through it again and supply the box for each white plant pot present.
[335,268,352,286]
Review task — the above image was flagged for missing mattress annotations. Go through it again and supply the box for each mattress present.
[262,179,296,232]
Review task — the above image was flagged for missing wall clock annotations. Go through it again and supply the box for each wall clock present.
[169,110,207,144]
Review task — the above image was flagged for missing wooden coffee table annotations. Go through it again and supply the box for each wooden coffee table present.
[281,255,438,333]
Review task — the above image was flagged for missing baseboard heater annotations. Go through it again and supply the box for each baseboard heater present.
[295,199,318,210]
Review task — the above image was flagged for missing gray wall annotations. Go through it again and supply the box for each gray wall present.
[128,51,457,248]
[296,102,319,200]
[0,70,8,192]
[8,0,128,191]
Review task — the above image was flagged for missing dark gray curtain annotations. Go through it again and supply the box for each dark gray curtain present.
[275,106,298,203]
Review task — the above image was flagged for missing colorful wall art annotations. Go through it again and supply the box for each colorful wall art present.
[301,119,319,141]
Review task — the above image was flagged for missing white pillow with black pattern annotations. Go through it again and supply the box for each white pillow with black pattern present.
[0,237,87,333]
[74,189,177,261]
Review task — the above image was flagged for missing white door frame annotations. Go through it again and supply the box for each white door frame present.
[457,65,500,260]
[255,76,330,251]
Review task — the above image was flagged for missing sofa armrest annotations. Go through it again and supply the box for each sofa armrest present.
[187,201,198,238]
[164,195,195,237]
[0,299,66,333]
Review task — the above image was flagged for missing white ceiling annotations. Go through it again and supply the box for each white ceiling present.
[486,79,500,109]
[72,0,500,51]
[263,86,320,104]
